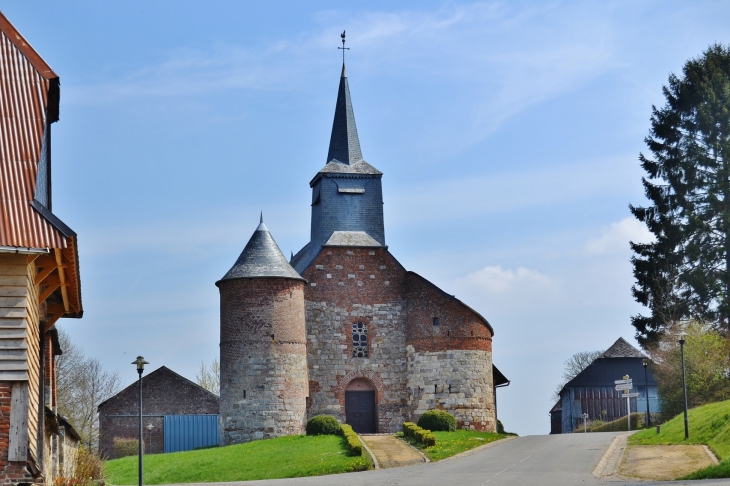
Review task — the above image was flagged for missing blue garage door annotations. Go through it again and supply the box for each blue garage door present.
[164,415,219,453]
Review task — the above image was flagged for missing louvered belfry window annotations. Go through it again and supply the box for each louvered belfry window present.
[352,322,368,358]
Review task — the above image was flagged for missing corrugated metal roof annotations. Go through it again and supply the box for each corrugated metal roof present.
[0,12,67,249]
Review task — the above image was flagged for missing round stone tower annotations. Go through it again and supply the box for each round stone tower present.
[216,216,309,444]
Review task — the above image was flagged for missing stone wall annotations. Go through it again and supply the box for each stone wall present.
[98,367,219,458]
[219,278,308,444]
[303,248,409,433]
[406,347,495,431]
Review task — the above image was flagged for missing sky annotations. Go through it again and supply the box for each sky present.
[2,0,729,436]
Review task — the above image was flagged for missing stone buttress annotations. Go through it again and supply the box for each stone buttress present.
[216,217,309,444]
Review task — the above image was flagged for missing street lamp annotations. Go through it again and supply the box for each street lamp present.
[642,359,651,427]
[132,356,149,486]
[678,331,689,439]
[146,424,154,454]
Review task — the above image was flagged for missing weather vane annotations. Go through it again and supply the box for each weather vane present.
[338,30,349,64]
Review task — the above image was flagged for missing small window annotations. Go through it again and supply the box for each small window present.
[352,322,368,358]
[433,317,439,326]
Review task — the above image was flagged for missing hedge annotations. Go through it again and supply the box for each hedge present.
[339,424,363,456]
[417,410,456,432]
[306,415,340,436]
[402,421,436,447]
[113,438,141,458]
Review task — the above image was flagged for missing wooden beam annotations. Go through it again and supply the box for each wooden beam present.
[8,382,28,462]
[43,313,62,333]
[54,250,69,313]
[34,255,56,269]
[34,264,57,286]
[38,284,60,306]
[26,254,40,265]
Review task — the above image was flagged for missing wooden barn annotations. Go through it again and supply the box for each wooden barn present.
[550,338,658,434]
[0,11,84,483]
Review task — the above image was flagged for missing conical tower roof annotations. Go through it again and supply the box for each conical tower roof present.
[326,64,362,165]
[216,215,304,285]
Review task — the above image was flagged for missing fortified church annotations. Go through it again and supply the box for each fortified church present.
[217,54,509,444]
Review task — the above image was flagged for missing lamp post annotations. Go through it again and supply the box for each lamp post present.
[132,356,149,486]
[146,424,154,454]
[678,332,689,439]
[642,359,651,427]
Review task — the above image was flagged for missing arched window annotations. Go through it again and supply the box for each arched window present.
[352,322,368,358]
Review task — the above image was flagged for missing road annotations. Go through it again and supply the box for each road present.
[165,433,729,486]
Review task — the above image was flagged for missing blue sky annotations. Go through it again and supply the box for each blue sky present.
[3,1,728,436]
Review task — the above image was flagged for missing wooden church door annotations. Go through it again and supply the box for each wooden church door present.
[345,390,376,433]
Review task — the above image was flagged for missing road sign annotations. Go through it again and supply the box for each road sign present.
[614,379,632,385]
[615,384,633,391]
[624,392,639,398]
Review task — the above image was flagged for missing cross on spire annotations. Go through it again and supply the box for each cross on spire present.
[338,30,349,64]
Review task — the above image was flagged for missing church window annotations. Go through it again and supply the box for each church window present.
[433,317,439,326]
[352,322,368,358]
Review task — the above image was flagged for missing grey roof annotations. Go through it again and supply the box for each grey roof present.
[316,159,382,176]
[217,217,304,284]
[324,231,382,247]
[599,337,647,359]
[326,64,363,165]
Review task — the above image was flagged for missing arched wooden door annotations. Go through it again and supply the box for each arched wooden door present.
[345,378,376,433]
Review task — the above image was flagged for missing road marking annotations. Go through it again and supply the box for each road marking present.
[485,436,565,482]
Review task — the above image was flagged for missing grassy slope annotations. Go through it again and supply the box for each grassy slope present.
[401,430,509,461]
[106,435,370,485]
[629,399,730,480]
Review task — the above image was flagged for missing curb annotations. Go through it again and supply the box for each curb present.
[357,434,380,470]
[592,432,631,478]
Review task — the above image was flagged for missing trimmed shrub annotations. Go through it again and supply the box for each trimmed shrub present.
[113,438,140,459]
[497,420,505,434]
[339,424,363,456]
[417,410,456,432]
[402,421,436,447]
[306,415,340,436]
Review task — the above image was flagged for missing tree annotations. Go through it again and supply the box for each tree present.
[630,44,730,346]
[196,359,220,396]
[551,350,604,402]
[56,328,122,449]
[648,321,730,419]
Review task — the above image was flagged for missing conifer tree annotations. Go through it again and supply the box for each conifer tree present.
[631,44,730,346]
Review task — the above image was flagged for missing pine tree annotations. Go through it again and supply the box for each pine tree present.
[631,44,730,346]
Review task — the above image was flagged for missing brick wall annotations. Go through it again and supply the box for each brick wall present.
[0,382,38,484]
[98,367,219,458]
[219,278,308,444]
[302,246,496,433]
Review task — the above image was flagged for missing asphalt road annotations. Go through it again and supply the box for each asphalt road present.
[166,433,730,486]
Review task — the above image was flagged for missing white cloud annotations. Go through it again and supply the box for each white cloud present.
[583,217,654,256]
[459,265,553,295]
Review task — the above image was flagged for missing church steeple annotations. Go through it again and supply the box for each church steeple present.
[326,63,362,165]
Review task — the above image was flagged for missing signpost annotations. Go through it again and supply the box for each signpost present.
[616,376,634,431]
[581,413,589,433]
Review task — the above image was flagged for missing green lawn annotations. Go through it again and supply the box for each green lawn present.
[628,398,730,480]
[106,435,371,484]
[401,430,510,461]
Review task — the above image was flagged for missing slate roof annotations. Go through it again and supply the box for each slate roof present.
[324,231,382,247]
[326,64,362,165]
[599,337,647,359]
[217,217,304,284]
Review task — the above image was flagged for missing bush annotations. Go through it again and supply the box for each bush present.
[497,420,505,434]
[113,438,140,459]
[580,413,646,433]
[339,424,363,456]
[402,421,436,447]
[306,415,340,436]
[55,445,107,486]
[418,410,456,432]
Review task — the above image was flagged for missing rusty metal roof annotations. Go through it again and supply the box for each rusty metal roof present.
[0,11,68,249]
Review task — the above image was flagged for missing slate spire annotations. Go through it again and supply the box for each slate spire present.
[326,64,363,165]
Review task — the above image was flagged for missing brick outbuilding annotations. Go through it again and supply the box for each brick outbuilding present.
[98,367,219,458]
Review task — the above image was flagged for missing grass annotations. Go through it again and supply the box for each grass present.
[400,429,510,461]
[628,398,730,480]
[105,434,371,484]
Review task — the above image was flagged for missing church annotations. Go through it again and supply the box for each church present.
[216,55,509,444]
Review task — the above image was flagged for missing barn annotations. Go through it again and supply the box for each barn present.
[551,337,658,434]
[98,367,219,458]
